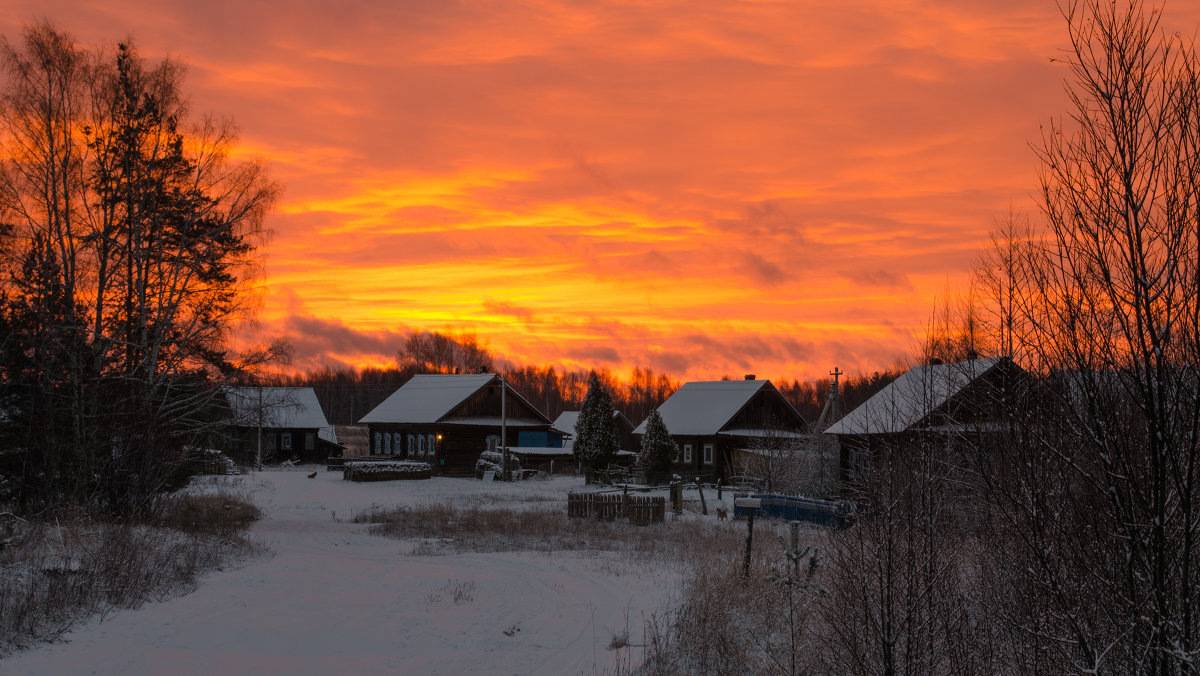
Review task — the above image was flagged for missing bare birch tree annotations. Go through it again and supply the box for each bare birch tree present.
[967,1,1200,671]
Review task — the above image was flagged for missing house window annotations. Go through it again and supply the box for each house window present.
[281,433,292,451]
[703,444,714,464]
[408,434,415,455]
[385,433,393,455]
[374,432,382,455]
[486,435,500,452]
[683,444,693,464]
[305,432,315,451]
[427,434,437,456]
[418,435,426,456]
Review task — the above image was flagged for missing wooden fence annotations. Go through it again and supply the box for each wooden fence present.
[567,492,665,525]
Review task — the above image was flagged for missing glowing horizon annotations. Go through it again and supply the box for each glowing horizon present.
[7,1,1198,383]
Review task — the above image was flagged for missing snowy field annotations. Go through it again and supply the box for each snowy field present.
[3,470,687,675]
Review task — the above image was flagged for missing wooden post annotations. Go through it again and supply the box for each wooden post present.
[789,520,801,578]
[670,482,682,514]
[735,498,761,579]
[695,477,708,515]
[717,479,723,501]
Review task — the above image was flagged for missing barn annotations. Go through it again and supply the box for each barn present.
[358,374,553,477]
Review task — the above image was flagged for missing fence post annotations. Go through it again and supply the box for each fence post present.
[736,497,762,579]
[670,482,682,514]
[695,477,708,516]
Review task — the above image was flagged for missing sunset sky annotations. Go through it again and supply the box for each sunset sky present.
[6,1,1199,382]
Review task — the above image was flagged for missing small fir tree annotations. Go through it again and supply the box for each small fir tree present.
[639,409,676,484]
[574,372,618,479]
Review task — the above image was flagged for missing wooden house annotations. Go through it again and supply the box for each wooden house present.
[225,386,339,465]
[358,374,552,477]
[823,356,1026,493]
[632,376,808,482]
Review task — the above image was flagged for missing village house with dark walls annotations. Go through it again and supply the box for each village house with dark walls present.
[358,373,554,476]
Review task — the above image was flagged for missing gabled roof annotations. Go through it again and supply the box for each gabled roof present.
[225,387,330,430]
[358,374,550,425]
[553,410,630,451]
[632,379,774,437]
[823,356,1007,436]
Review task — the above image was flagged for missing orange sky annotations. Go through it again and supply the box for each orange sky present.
[7,1,1199,382]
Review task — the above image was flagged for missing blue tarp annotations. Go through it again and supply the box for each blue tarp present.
[732,493,856,528]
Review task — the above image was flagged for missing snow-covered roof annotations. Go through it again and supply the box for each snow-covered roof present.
[507,446,575,457]
[718,428,810,439]
[359,374,494,423]
[225,387,330,430]
[358,374,550,425]
[553,410,627,451]
[441,417,548,427]
[823,356,1007,436]
[553,411,580,436]
[632,380,769,437]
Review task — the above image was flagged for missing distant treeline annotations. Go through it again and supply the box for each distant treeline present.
[271,330,899,427]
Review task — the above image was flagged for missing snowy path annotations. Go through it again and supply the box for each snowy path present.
[3,471,676,675]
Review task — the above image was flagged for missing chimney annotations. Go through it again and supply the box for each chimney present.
[744,374,756,380]
[929,357,944,366]
[478,366,488,374]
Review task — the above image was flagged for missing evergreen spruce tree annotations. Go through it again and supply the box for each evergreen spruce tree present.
[638,409,676,485]
[574,372,618,480]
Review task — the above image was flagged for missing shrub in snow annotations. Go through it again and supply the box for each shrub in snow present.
[343,461,432,482]
[475,451,520,480]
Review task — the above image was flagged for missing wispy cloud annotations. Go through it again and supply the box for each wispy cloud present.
[10,0,1200,380]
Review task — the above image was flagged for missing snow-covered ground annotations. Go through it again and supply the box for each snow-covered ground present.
[3,470,682,675]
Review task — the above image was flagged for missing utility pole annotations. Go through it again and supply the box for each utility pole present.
[500,374,510,481]
[256,386,263,470]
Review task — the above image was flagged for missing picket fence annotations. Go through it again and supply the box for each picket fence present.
[567,492,665,525]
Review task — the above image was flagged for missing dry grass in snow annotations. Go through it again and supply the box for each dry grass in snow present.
[0,485,261,656]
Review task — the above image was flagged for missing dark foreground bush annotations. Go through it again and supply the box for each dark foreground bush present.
[0,488,262,656]
[154,493,261,536]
